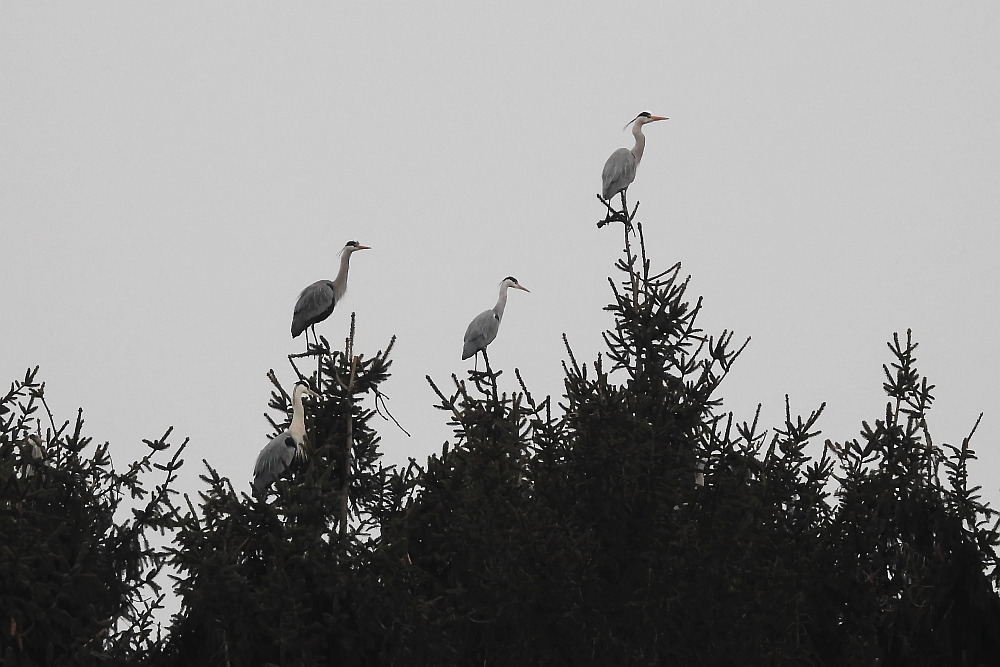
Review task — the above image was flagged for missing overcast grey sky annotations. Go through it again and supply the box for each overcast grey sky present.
[3,4,999,514]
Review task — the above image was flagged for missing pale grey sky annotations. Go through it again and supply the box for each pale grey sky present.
[3,4,999,516]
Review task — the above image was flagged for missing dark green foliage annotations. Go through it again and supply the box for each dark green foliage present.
[163,320,409,666]
[8,221,1000,666]
[0,368,186,666]
[387,227,840,665]
[826,331,1000,665]
[373,225,1000,666]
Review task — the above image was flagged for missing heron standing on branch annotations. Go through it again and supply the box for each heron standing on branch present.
[599,111,668,228]
[252,382,320,499]
[291,240,370,348]
[462,276,530,372]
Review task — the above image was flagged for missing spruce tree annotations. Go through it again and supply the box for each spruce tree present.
[827,331,1000,665]
[385,217,1000,666]
[0,368,186,666]
[165,319,407,666]
[9,208,1000,665]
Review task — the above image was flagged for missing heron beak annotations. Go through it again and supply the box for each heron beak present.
[305,388,321,399]
[357,245,371,250]
[514,284,530,293]
[650,116,668,122]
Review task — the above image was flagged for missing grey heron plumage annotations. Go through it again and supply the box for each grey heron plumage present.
[252,382,320,499]
[291,240,370,344]
[601,111,668,202]
[19,434,46,478]
[462,276,529,362]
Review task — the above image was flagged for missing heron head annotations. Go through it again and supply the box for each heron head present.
[624,111,668,130]
[501,276,530,293]
[342,240,371,254]
[293,382,322,401]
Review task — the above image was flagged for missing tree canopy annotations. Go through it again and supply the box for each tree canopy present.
[3,223,999,666]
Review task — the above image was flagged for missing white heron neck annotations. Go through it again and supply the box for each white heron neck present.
[493,284,510,322]
[630,122,646,165]
[290,389,307,442]
[333,250,352,302]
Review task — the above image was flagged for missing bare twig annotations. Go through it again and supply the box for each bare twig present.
[372,386,411,438]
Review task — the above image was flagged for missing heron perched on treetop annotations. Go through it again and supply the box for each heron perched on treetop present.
[252,382,321,499]
[291,240,370,347]
[600,111,668,225]
[462,276,530,369]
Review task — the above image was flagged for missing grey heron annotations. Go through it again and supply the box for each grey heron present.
[20,434,45,478]
[252,382,321,499]
[600,111,668,224]
[462,276,530,368]
[291,240,370,347]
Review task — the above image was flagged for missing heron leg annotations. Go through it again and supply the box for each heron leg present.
[311,325,322,384]
[481,349,500,402]
[620,190,633,234]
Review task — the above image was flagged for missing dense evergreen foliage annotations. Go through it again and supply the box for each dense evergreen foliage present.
[0,369,185,666]
[164,320,405,666]
[4,226,999,665]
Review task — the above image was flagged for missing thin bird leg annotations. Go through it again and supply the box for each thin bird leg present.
[303,325,318,382]
[304,326,314,353]
[312,325,322,387]
[620,190,634,234]
[481,349,499,404]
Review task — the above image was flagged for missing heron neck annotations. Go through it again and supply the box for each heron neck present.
[630,123,646,165]
[290,390,307,442]
[336,250,352,283]
[333,250,352,301]
[493,285,509,322]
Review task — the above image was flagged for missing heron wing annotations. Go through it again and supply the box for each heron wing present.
[601,148,637,200]
[462,309,500,359]
[291,281,336,337]
[252,430,297,496]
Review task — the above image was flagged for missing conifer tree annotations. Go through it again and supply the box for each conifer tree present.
[385,215,1000,666]
[826,331,1000,665]
[388,221,776,664]
[9,204,1000,665]
[0,368,186,666]
[165,318,407,666]
[386,364,555,663]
